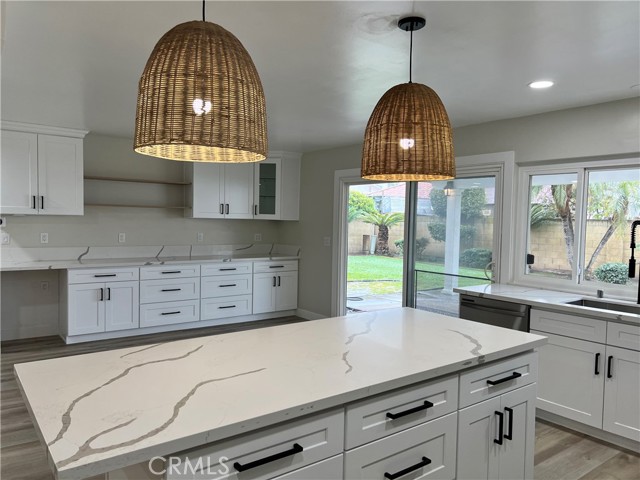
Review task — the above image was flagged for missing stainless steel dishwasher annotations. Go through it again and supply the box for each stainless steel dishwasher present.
[459,294,530,331]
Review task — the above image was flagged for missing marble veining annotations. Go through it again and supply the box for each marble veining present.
[15,307,546,479]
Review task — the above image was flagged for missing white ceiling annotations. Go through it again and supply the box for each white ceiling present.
[1,1,639,153]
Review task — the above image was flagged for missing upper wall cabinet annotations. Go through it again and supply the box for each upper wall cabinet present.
[254,152,301,221]
[0,122,87,215]
[186,163,255,219]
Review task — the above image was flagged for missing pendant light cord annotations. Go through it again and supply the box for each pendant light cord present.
[409,21,414,83]
[202,0,206,22]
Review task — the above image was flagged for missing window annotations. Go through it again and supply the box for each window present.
[518,161,640,299]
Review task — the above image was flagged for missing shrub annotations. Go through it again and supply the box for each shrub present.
[593,263,628,285]
[428,223,476,244]
[460,225,476,244]
[394,239,404,255]
[460,248,493,269]
[415,237,430,259]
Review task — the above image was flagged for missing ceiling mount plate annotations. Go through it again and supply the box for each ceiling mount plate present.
[398,16,426,32]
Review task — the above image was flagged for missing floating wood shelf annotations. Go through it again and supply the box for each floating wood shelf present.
[85,204,186,209]
[84,176,191,186]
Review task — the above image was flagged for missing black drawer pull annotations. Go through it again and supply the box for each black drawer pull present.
[219,284,237,288]
[607,355,614,378]
[106,287,111,301]
[269,265,285,269]
[218,305,236,309]
[233,443,303,472]
[40,196,44,210]
[161,288,182,292]
[487,371,522,386]
[273,276,277,287]
[94,274,117,278]
[161,271,181,274]
[386,400,434,420]
[277,275,281,287]
[504,407,514,440]
[494,411,504,445]
[219,268,237,271]
[594,352,601,375]
[160,311,181,316]
[384,456,431,480]
[32,195,37,209]
[99,288,104,301]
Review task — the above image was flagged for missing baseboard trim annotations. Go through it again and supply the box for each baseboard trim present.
[536,409,640,453]
[295,308,326,320]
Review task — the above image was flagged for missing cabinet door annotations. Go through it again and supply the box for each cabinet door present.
[457,396,501,480]
[0,130,38,214]
[254,159,280,219]
[603,345,640,441]
[191,163,224,218]
[68,283,105,335]
[275,270,298,311]
[252,273,276,314]
[531,330,605,428]
[37,134,83,215]
[498,383,536,480]
[223,164,254,219]
[104,281,139,332]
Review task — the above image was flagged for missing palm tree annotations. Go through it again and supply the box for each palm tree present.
[360,212,404,256]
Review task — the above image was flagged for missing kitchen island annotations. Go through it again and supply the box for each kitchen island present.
[15,307,546,479]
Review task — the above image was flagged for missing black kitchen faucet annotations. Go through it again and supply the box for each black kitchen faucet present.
[630,220,640,304]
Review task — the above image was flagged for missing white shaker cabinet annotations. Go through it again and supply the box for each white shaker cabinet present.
[253,261,298,314]
[603,345,640,441]
[0,123,86,215]
[188,163,254,219]
[253,152,301,220]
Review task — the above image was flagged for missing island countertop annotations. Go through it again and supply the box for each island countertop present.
[15,307,547,479]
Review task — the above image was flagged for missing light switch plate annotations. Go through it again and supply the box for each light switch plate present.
[323,236,331,247]
[197,232,204,243]
[1,232,10,245]
[118,233,126,243]
[254,233,262,242]
[40,233,48,244]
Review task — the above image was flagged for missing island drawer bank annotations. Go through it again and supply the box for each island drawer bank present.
[14,308,546,480]
[59,260,298,343]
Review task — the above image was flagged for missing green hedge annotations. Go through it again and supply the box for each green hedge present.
[460,248,493,269]
[593,263,628,285]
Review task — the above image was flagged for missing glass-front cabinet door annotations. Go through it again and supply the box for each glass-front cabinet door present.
[256,161,278,216]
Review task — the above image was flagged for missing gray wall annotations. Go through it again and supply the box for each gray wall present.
[286,97,640,317]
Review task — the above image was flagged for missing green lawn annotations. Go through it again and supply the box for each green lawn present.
[347,255,491,295]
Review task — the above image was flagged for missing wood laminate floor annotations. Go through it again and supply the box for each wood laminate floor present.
[2,317,639,480]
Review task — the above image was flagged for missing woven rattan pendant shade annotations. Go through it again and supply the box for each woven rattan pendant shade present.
[134,21,267,162]
[361,82,454,180]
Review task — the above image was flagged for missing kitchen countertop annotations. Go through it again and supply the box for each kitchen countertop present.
[455,284,640,325]
[15,307,546,479]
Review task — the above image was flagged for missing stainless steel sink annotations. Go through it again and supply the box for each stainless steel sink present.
[566,299,640,315]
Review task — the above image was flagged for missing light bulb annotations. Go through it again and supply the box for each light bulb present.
[399,138,415,150]
[192,98,212,115]
[528,80,554,89]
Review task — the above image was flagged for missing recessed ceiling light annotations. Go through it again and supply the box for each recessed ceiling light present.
[528,80,554,89]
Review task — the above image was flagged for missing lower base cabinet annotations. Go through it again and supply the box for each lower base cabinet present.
[457,383,536,480]
[602,345,640,441]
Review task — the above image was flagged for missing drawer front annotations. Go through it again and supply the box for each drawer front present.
[67,267,139,284]
[607,322,640,351]
[139,300,199,327]
[253,261,298,274]
[201,262,253,276]
[167,409,344,480]
[201,295,252,321]
[201,275,252,298]
[139,278,199,304]
[346,376,458,449]
[459,351,538,409]
[271,455,343,480]
[531,308,606,343]
[344,412,457,480]
[140,264,200,280]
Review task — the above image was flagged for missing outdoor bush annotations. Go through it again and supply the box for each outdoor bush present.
[430,190,447,217]
[394,239,404,255]
[461,188,487,220]
[460,248,493,269]
[428,223,476,244]
[460,225,476,244]
[416,237,430,258]
[593,262,628,285]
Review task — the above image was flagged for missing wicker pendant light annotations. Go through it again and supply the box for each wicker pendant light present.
[362,16,454,180]
[134,1,267,162]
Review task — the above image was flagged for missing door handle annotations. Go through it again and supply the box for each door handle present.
[99,288,104,302]
[277,275,281,287]
[225,203,229,214]
[40,196,44,210]
[220,204,224,215]
[272,276,276,287]
[254,204,258,215]
[107,287,111,301]
[594,352,601,375]
[494,411,504,445]
[504,407,514,440]
[607,355,614,378]
[32,195,37,209]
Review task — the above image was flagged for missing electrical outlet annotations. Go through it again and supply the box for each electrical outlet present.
[254,233,262,242]
[323,236,331,247]
[1,232,10,245]
[197,232,204,243]
[0,217,6,228]
[40,281,49,292]
[40,232,49,244]
[118,233,126,243]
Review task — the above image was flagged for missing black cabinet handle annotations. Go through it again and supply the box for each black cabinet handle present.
[504,407,514,440]
[94,274,117,278]
[607,355,614,379]
[107,287,111,301]
[161,271,181,274]
[40,196,44,210]
[161,311,181,316]
[161,288,182,292]
[594,353,601,375]
[494,411,504,445]
[386,400,434,420]
[99,288,104,302]
[273,276,277,287]
[219,268,237,271]
[277,275,281,287]
[254,205,258,215]
[384,456,431,480]
[219,284,237,288]
[269,265,285,269]
[225,203,229,214]
[233,443,303,472]
[487,372,522,386]
[32,195,37,209]
[218,305,236,309]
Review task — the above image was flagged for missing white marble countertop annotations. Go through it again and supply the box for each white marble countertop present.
[454,284,640,325]
[15,307,546,479]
